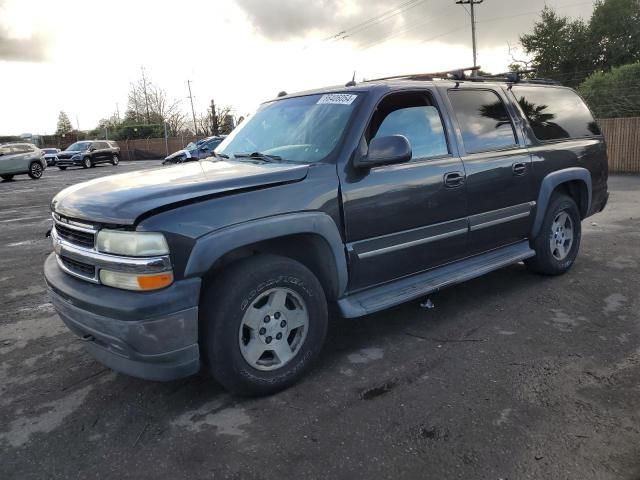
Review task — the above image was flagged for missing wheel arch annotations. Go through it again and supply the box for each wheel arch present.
[185,212,348,300]
[531,167,592,238]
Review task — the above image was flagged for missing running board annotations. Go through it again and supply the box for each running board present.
[338,241,535,318]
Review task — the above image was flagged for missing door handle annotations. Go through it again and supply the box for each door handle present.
[444,171,465,188]
[512,162,527,176]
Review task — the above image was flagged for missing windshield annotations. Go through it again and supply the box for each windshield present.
[65,142,91,151]
[217,93,360,163]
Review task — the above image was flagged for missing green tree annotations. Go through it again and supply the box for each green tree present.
[518,0,640,86]
[55,111,73,136]
[590,0,640,70]
[519,7,594,87]
[578,63,640,118]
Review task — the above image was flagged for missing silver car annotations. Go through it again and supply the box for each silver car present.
[0,143,47,181]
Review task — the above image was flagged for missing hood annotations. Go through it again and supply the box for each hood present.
[165,149,190,160]
[51,160,309,224]
[58,150,84,158]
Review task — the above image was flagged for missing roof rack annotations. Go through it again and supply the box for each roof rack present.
[362,66,561,86]
[363,66,480,83]
[469,69,561,85]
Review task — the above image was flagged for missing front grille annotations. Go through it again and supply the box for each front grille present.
[54,223,95,248]
[60,256,96,278]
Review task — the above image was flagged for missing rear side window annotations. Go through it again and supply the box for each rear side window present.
[512,86,601,141]
[448,89,517,153]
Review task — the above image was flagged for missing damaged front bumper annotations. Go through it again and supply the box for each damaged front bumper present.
[44,253,201,381]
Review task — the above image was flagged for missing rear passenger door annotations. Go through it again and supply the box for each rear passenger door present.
[444,87,535,254]
[95,142,109,163]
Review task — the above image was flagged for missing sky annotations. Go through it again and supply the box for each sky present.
[0,0,596,135]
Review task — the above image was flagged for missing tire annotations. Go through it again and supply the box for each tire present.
[58,166,67,170]
[82,157,92,169]
[111,154,119,166]
[201,254,328,396]
[525,193,581,275]
[1,174,14,181]
[28,162,43,180]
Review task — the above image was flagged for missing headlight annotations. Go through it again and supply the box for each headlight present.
[96,230,169,257]
[99,270,174,291]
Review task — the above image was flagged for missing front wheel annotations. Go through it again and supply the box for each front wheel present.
[82,157,92,169]
[58,166,67,170]
[111,154,119,166]
[28,162,43,179]
[525,193,581,275]
[201,254,328,396]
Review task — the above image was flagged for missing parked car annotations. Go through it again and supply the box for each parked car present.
[44,71,609,396]
[42,148,61,166]
[0,143,46,180]
[162,136,225,164]
[56,140,120,169]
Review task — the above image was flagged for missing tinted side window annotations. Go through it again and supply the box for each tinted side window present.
[96,142,109,149]
[448,89,517,153]
[512,86,601,141]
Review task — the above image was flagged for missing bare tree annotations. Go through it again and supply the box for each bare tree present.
[124,72,187,135]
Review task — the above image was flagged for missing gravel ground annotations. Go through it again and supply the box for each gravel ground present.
[0,162,638,480]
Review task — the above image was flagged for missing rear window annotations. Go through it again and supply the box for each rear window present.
[448,89,517,153]
[512,86,601,141]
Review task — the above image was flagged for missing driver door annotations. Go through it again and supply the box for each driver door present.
[340,90,469,291]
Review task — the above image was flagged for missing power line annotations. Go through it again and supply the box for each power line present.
[324,0,427,42]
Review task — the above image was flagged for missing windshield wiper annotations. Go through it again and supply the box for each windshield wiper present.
[233,152,282,162]
[213,152,229,159]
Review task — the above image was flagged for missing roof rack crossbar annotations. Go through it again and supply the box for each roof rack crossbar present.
[363,66,480,83]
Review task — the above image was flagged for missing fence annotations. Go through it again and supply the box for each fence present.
[598,117,640,173]
[39,118,640,172]
[116,135,206,161]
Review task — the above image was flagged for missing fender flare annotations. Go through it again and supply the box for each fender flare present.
[184,212,349,297]
[531,167,592,237]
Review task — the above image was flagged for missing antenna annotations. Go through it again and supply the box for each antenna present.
[345,71,357,87]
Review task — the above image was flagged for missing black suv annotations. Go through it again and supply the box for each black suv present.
[44,71,609,396]
[56,140,120,169]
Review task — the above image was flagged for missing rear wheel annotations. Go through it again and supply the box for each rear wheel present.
[525,193,581,275]
[82,157,92,169]
[28,162,43,179]
[201,254,328,396]
[1,174,14,181]
[111,154,119,166]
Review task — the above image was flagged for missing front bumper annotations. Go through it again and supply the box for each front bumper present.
[56,157,83,166]
[44,253,201,381]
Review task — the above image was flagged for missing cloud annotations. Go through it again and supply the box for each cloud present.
[0,0,48,62]
[0,31,47,62]
[234,0,594,47]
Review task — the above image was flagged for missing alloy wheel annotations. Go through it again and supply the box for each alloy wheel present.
[238,287,309,371]
[549,211,574,261]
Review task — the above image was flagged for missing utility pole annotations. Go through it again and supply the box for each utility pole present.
[187,80,198,136]
[210,99,219,136]
[141,66,151,124]
[456,0,483,71]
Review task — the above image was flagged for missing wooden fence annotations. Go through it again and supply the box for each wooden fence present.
[40,118,640,173]
[116,135,206,161]
[598,117,640,173]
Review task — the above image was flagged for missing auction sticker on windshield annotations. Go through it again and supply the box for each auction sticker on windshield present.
[317,94,358,105]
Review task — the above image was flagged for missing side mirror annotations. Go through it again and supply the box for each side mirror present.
[88,146,96,152]
[355,135,412,168]
[200,145,210,151]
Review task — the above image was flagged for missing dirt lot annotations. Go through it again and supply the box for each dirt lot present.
[0,162,638,480]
